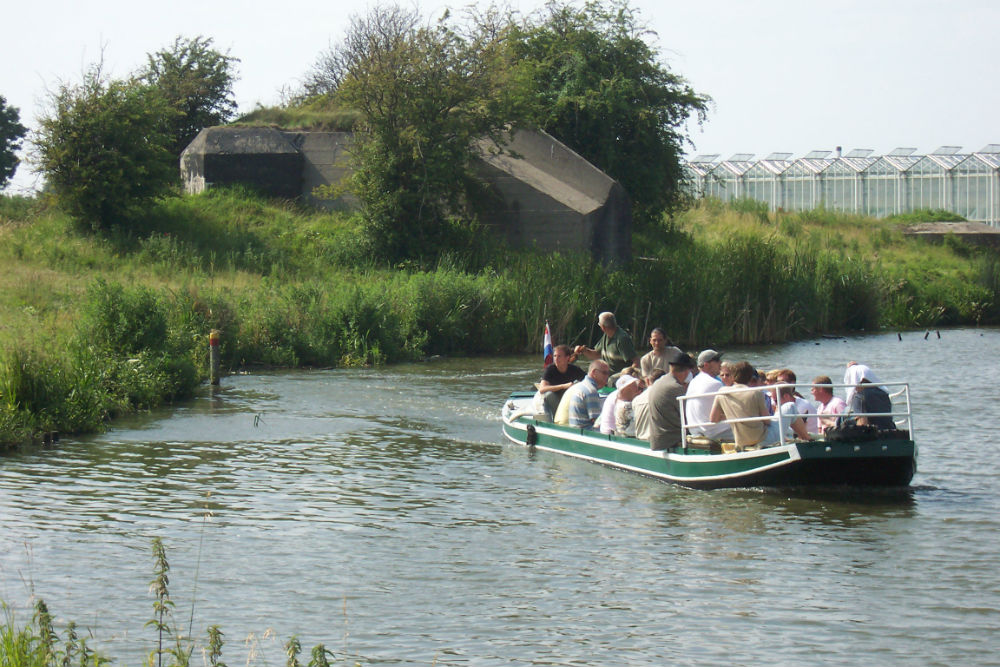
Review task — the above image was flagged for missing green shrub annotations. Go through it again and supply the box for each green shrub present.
[885,208,966,223]
[80,280,168,356]
[0,193,37,223]
[0,348,65,430]
[34,65,176,232]
[729,197,770,225]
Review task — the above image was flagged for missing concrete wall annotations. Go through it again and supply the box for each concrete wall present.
[181,126,631,263]
[293,132,356,210]
[476,129,631,264]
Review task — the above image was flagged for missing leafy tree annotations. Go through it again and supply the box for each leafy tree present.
[35,64,177,231]
[306,6,515,263]
[0,95,28,188]
[140,36,240,157]
[509,0,710,226]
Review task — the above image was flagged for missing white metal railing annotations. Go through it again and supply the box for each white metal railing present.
[678,382,912,449]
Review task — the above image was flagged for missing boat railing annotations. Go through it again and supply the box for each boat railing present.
[678,381,913,449]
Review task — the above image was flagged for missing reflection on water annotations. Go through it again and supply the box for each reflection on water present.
[2,329,1000,666]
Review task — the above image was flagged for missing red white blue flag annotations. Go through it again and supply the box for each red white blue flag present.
[543,321,553,367]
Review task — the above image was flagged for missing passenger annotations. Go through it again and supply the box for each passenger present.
[843,361,895,429]
[647,351,696,451]
[639,327,681,380]
[719,361,737,387]
[685,349,734,441]
[615,376,645,437]
[848,380,897,430]
[811,376,847,434]
[843,361,886,405]
[631,369,665,440]
[553,359,611,429]
[598,374,640,435]
[536,344,587,419]
[750,369,774,414]
[775,368,819,432]
[773,384,813,442]
[764,368,782,396]
[574,311,639,378]
[709,361,772,450]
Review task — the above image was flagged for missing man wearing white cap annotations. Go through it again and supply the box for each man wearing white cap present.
[685,349,734,441]
[596,374,642,435]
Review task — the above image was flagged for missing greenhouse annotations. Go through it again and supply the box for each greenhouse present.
[684,144,1000,225]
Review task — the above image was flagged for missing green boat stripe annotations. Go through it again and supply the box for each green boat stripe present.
[502,419,798,483]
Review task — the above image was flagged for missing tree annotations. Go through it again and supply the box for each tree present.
[0,95,28,188]
[140,36,240,157]
[35,64,176,231]
[306,6,516,263]
[509,0,710,226]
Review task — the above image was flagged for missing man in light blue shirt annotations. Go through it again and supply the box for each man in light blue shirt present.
[554,360,611,429]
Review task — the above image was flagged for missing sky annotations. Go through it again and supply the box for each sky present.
[3,0,998,193]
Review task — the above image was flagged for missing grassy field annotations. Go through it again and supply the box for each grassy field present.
[1,189,996,446]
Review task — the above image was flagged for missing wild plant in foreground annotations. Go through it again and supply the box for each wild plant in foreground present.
[206,625,226,667]
[146,536,193,667]
[0,599,106,667]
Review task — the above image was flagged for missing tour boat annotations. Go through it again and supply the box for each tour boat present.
[500,383,916,490]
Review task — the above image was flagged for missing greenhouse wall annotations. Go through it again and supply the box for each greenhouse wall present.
[684,146,1000,225]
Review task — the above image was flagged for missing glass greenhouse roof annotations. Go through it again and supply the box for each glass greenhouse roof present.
[682,143,1000,224]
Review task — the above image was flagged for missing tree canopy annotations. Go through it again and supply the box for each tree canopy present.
[509,0,710,226]
[0,95,28,189]
[307,5,515,263]
[35,65,176,231]
[140,36,240,157]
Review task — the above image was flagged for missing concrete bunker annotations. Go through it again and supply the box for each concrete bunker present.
[181,127,631,263]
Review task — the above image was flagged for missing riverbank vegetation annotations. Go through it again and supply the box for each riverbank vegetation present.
[2,187,998,447]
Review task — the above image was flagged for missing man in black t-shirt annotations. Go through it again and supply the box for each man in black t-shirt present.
[538,344,587,418]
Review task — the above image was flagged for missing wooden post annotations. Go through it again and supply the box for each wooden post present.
[209,329,221,385]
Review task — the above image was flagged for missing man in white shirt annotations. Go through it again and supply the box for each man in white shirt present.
[776,369,819,433]
[685,349,733,441]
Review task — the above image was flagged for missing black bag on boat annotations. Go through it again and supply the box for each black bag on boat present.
[824,420,878,442]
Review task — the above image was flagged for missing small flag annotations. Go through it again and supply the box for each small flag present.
[543,321,553,367]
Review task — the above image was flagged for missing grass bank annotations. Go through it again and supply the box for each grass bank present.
[1,190,997,446]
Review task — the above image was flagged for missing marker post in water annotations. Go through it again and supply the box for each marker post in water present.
[209,329,221,385]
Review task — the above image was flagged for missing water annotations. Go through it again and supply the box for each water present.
[2,329,999,666]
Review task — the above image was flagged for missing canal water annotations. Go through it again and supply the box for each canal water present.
[1,329,998,666]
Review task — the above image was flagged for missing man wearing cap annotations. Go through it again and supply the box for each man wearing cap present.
[685,349,734,441]
[574,311,638,377]
[598,373,641,435]
[647,351,696,451]
[554,359,611,429]
[614,378,644,436]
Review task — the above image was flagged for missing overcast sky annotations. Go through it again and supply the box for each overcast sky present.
[4,0,997,193]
